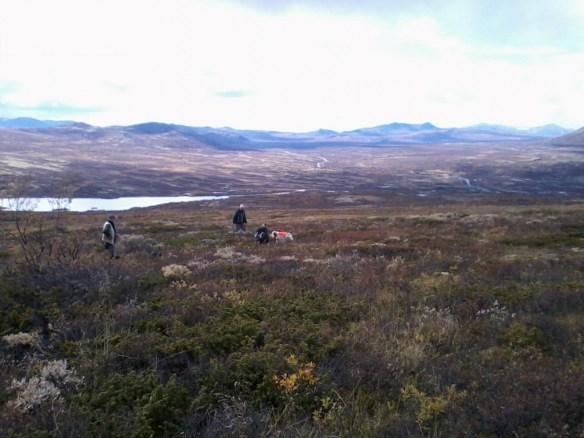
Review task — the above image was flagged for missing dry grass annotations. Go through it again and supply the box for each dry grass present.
[1,200,584,436]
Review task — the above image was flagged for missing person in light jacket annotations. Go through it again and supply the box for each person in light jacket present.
[101,215,119,258]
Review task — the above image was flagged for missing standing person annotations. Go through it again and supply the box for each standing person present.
[102,215,119,259]
[232,204,247,233]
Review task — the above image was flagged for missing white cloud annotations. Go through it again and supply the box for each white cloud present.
[0,0,582,129]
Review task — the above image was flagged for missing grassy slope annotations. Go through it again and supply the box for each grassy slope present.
[1,198,584,436]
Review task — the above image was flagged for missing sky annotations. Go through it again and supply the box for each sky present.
[1,0,583,131]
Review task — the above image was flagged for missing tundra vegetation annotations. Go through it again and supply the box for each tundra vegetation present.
[1,197,584,437]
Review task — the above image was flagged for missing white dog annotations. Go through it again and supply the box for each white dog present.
[271,230,294,242]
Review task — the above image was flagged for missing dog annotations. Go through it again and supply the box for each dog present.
[271,230,294,242]
[254,225,270,244]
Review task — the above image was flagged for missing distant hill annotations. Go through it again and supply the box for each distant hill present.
[306,128,338,137]
[526,124,572,137]
[0,117,576,150]
[348,122,438,136]
[127,122,176,134]
[550,126,584,146]
[0,117,78,129]
[468,123,524,135]
[467,123,572,138]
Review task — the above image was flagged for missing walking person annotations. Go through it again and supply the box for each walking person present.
[102,215,119,259]
[232,204,247,233]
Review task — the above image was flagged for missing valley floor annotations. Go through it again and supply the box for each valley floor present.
[1,197,584,436]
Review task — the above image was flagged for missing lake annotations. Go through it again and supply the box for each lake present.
[0,195,230,212]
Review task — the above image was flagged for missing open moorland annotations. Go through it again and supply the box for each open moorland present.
[2,195,584,436]
[1,123,584,199]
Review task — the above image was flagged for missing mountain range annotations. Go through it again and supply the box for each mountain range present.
[1,117,584,199]
[0,117,80,129]
[0,117,579,150]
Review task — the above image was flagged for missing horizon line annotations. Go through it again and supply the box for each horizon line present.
[0,116,579,134]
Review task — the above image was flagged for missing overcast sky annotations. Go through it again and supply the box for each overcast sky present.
[1,0,583,131]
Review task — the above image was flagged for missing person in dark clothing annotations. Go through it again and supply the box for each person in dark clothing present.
[101,215,119,259]
[255,224,269,244]
[232,204,247,233]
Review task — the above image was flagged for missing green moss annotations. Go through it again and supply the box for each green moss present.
[501,232,584,248]
[137,273,166,291]
[72,372,189,438]
[494,283,539,308]
[58,340,82,358]
[165,234,200,249]
[134,377,189,438]
[0,283,40,333]
[198,314,263,355]
[500,322,548,351]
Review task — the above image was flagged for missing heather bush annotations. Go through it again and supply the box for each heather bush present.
[2,331,39,348]
[7,359,82,416]
[121,234,163,257]
[161,264,191,280]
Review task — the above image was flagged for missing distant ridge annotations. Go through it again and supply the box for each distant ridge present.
[469,123,572,138]
[0,117,577,150]
[550,126,584,146]
[307,128,338,136]
[527,124,573,137]
[0,117,78,129]
[347,122,438,137]
[128,122,176,134]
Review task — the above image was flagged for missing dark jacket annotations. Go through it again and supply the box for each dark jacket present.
[255,226,269,243]
[233,208,247,225]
